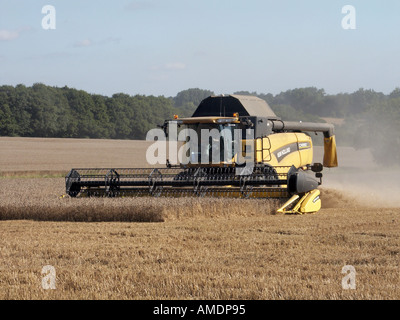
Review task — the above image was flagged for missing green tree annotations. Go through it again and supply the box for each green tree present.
[389,87,400,99]
[273,87,326,115]
[174,88,214,117]
[0,103,18,136]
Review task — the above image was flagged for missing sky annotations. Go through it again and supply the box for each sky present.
[0,0,399,97]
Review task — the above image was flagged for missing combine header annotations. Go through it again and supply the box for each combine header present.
[66,95,338,214]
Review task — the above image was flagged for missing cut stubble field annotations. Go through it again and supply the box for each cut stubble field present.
[0,137,399,300]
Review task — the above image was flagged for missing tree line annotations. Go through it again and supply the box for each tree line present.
[1,84,399,165]
[0,83,179,140]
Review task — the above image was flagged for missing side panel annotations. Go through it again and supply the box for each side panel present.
[257,133,313,169]
[296,133,313,166]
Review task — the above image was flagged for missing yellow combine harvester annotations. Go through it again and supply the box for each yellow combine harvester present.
[66,95,338,214]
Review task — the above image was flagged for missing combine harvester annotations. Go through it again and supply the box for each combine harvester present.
[65,95,338,214]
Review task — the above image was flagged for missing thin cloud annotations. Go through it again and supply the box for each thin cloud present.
[0,27,31,41]
[151,62,187,71]
[74,37,120,48]
[0,29,20,41]
[74,39,92,48]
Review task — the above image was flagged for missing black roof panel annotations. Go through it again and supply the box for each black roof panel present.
[192,95,278,119]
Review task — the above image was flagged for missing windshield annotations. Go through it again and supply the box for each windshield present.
[180,123,241,165]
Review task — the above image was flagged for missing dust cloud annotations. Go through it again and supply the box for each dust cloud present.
[314,146,400,209]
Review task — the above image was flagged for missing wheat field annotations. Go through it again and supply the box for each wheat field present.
[0,137,399,300]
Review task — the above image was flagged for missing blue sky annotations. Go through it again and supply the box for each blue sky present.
[0,0,399,97]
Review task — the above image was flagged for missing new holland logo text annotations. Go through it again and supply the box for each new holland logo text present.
[274,143,298,162]
[277,147,291,159]
[298,142,311,150]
